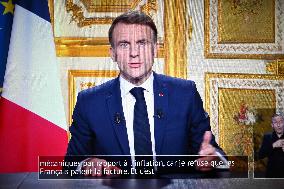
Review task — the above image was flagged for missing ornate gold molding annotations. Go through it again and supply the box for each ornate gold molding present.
[140,0,157,14]
[65,0,157,27]
[79,81,96,90]
[79,0,141,13]
[266,59,284,75]
[66,0,112,26]
[187,16,193,42]
[164,0,188,79]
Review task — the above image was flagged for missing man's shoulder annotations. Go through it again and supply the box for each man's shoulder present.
[262,132,273,140]
[154,73,196,88]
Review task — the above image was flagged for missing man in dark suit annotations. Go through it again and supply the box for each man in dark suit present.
[258,114,284,178]
[65,11,225,176]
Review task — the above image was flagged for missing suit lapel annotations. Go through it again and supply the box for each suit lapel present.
[153,73,169,154]
[106,77,130,155]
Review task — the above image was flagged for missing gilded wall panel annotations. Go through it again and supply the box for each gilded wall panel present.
[218,0,274,43]
[204,0,284,59]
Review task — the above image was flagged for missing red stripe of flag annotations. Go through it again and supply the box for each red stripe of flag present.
[0,97,68,173]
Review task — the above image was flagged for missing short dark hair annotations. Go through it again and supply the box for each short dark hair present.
[272,113,284,121]
[108,11,158,47]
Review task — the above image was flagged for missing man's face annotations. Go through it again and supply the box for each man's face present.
[110,23,157,85]
[272,116,284,135]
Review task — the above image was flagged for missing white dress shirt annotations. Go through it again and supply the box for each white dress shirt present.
[120,73,156,160]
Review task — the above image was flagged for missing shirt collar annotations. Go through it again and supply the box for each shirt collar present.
[273,131,284,139]
[120,72,154,97]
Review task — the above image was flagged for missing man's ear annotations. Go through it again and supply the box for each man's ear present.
[154,43,158,58]
[110,47,116,62]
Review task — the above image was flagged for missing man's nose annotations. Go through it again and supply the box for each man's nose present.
[275,123,282,127]
[130,45,139,58]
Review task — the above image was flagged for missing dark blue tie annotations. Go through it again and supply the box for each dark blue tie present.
[130,87,153,155]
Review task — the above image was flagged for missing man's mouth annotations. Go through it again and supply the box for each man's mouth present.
[129,63,142,68]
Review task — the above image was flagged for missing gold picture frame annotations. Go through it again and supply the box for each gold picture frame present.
[205,72,284,173]
[204,0,284,59]
[48,0,192,79]
[68,70,119,126]
[266,59,284,75]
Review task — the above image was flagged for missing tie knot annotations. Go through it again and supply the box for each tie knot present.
[130,87,145,100]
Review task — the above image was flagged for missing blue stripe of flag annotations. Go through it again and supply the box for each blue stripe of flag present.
[0,0,15,90]
[16,0,51,22]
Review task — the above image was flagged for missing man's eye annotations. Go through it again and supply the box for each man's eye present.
[138,41,146,46]
[119,43,129,48]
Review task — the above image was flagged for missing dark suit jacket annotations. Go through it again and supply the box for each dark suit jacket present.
[66,72,222,158]
[258,132,284,178]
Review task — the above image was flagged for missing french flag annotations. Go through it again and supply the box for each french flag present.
[0,0,68,172]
